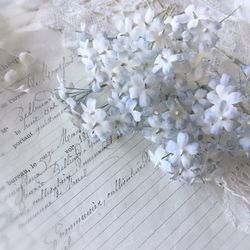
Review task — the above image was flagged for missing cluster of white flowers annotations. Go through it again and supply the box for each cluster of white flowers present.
[55,5,250,183]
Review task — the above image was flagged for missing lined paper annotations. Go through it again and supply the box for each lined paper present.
[0,50,250,250]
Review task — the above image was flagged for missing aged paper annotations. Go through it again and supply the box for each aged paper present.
[0,47,250,250]
[1,0,250,248]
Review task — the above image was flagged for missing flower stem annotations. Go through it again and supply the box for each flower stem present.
[215,46,243,65]
[161,152,173,160]
[219,6,241,24]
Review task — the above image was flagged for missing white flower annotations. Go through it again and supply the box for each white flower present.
[111,70,130,95]
[192,88,209,113]
[82,111,112,141]
[153,49,181,75]
[115,16,134,34]
[109,93,141,122]
[165,98,189,129]
[130,9,163,42]
[204,101,239,135]
[124,99,141,122]
[65,97,77,113]
[129,74,157,107]
[100,50,118,72]
[109,107,134,135]
[142,113,172,144]
[81,98,112,141]
[165,132,199,169]
[149,146,176,173]
[79,40,98,70]
[81,98,98,115]
[92,36,110,54]
[170,5,221,51]
[192,20,220,52]
[178,165,202,184]
[207,74,243,106]
[56,76,67,100]
[165,5,203,33]
[144,11,165,44]
[113,35,134,53]
[55,76,79,101]
[88,66,109,92]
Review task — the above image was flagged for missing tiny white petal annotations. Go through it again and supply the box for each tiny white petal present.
[166,140,178,153]
[185,5,195,15]
[240,137,250,149]
[148,116,160,128]
[226,92,243,105]
[145,8,155,24]
[132,111,141,122]
[223,120,237,132]
[181,154,191,169]
[220,73,230,85]
[185,143,198,155]
[187,19,198,29]
[86,98,96,111]
[177,132,189,148]
[210,122,222,135]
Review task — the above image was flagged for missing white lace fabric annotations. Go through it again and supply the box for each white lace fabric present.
[217,155,250,233]
[30,0,250,234]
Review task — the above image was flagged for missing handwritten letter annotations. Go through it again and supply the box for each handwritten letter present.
[0,53,249,250]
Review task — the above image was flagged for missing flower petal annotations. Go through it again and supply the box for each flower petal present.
[181,154,191,169]
[152,64,162,74]
[185,4,195,15]
[169,54,183,62]
[185,143,198,155]
[95,109,107,122]
[160,161,175,173]
[129,86,139,99]
[132,110,141,122]
[155,146,167,159]
[187,19,199,29]
[86,98,96,111]
[207,90,218,104]
[148,116,161,128]
[220,73,230,85]
[125,17,133,33]
[162,63,172,75]
[240,137,250,149]
[148,150,157,166]
[66,97,76,110]
[195,88,207,99]
[145,8,154,24]
[126,99,137,110]
[177,132,189,148]
[216,85,227,100]
[166,140,178,153]
[139,92,150,107]
[226,92,243,105]
[210,121,222,135]
[223,105,239,119]
[223,120,237,132]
